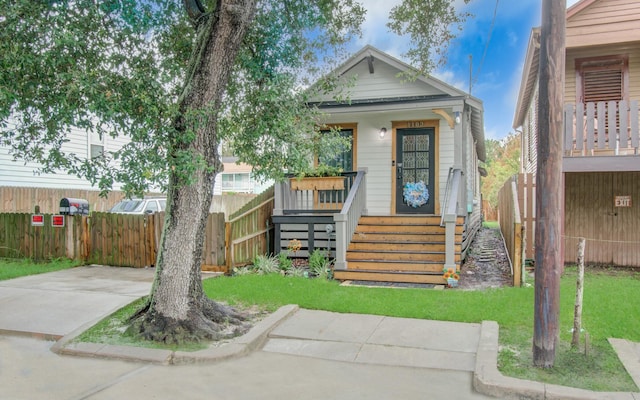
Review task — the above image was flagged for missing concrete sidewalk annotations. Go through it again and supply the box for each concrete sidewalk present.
[0,265,155,339]
[1,266,639,399]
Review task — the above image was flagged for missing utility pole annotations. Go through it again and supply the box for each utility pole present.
[533,0,565,368]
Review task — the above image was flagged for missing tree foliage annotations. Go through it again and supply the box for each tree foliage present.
[388,0,472,73]
[0,0,366,195]
[481,133,521,209]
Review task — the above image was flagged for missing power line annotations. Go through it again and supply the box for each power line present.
[470,0,499,94]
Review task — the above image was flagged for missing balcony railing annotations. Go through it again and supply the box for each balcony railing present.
[564,100,640,157]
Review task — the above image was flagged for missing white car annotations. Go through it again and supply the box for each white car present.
[109,197,167,214]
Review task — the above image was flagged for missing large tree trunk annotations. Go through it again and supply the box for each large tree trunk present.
[131,0,257,344]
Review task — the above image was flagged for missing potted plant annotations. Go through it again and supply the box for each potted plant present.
[289,163,345,191]
[443,267,460,288]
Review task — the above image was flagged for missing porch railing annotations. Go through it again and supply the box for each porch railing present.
[441,168,462,270]
[333,169,367,270]
[564,100,640,156]
[274,172,358,214]
[272,170,366,266]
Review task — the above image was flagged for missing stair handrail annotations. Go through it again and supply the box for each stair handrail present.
[441,168,462,227]
[334,168,367,270]
[441,167,462,271]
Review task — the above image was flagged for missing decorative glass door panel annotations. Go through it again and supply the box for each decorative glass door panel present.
[396,128,435,214]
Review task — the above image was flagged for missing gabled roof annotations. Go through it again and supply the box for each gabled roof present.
[332,45,482,105]
[566,0,597,19]
[312,45,486,161]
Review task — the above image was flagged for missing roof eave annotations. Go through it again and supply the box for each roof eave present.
[513,28,541,129]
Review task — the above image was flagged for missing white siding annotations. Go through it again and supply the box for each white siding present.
[0,125,130,190]
[315,58,447,103]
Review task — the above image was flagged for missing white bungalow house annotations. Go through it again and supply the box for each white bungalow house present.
[272,45,486,284]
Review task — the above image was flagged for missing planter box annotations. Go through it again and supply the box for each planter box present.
[289,176,345,191]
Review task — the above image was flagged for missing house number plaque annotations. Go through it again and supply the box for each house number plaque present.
[407,121,425,128]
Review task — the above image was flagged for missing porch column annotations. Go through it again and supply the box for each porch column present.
[453,104,466,216]
[333,213,347,270]
[443,213,457,270]
[273,182,284,216]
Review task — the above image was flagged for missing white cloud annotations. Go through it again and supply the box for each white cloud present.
[432,69,468,92]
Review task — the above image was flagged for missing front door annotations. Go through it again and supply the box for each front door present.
[395,128,436,214]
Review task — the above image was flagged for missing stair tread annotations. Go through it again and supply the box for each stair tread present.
[335,269,441,275]
[348,249,450,254]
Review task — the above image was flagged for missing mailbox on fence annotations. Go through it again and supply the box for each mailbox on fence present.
[59,198,90,216]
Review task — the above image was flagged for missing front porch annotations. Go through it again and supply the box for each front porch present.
[564,101,640,172]
[272,169,470,284]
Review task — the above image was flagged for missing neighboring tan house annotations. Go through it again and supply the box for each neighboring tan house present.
[273,45,486,284]
[214,157,272,195]
[513,0,640,267]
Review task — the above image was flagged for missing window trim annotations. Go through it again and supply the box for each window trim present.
[316,123,358,171]
[575,54,629,104]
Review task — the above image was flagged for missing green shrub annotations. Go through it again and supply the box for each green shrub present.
[277,252,293,271]
[252,254,279,275]
[308,250,331,279]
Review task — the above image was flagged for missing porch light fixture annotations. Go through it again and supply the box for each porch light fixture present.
[454,111,461,125]
[379,127,387,139]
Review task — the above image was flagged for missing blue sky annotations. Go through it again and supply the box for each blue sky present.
[350,0,582,141]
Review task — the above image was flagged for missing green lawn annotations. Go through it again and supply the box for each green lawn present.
[0,258,79,281]
[203,268,640,392]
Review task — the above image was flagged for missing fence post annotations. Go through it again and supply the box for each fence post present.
[65,216,75,260]
[572,238,586,348]
[225,221,232,273]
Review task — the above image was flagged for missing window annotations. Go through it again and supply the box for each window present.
[318,126,356,171]
[576,55,628,104]
[90,144,104,159]
[89,130,105,159]
[221,173,251,192]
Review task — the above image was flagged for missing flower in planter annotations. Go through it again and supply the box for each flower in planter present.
[442,267,460,288]
[288,239,302,254]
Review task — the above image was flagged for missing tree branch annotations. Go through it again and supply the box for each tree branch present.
[183,0,207,22]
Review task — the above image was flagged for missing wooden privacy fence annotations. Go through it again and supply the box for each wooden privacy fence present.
[0,189,276,271]
[88,213,158,268]
[1,211,229,270]
[517,173,536,261]
[498,176,523,287]
[226,186,275,270]
[0,213,88,261]
[88,212,226,269]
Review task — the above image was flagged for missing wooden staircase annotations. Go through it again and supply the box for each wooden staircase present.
[334,215,464,284]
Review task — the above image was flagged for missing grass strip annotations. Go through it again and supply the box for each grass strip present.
[0,258,79,281]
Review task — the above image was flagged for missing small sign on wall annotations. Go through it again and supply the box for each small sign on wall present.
[614,195,632,208]
[31,214,44,226]
[52,215,65,227]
